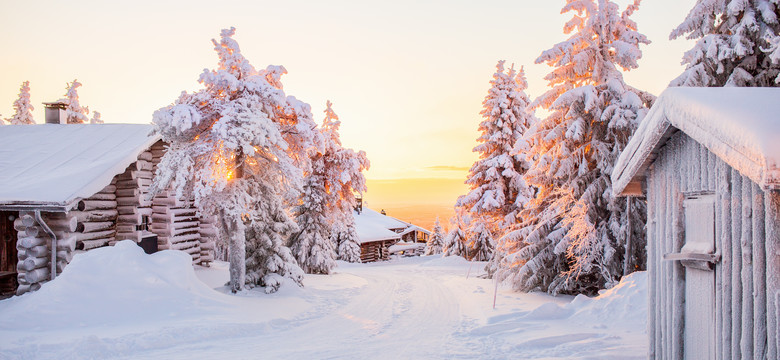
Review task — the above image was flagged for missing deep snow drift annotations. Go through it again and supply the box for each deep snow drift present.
[0,242,646,359]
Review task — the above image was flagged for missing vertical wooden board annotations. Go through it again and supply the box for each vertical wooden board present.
[731,169,743,359]
[752,183,766,360]
[714,157,724,360]
[656,151,667,359]
[679,136,688,193]
[707,147,717,192]
[683,195,716,360]
[665,154,674,359]
[765,191,780,360]
[720,160,733,359]
[699,141,708,192]
[740,178,753,360]
[672,140,685,359]
[689,135,698,192]
[654,165,663,358]
[646,170,657,359]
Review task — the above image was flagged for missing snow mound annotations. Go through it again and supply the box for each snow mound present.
[0,241,233,330]
[567,271,647,325]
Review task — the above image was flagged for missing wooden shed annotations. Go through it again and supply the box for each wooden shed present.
[612,87,780,359]
[0,124,218,296]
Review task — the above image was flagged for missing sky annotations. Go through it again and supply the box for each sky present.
[0,0,696,225]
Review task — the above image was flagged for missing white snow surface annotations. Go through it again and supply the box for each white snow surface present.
[0,242,647,359]
[613,87,780,194]
[0,124,159,209]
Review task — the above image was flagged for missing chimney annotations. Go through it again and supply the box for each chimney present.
[43,101,67,124]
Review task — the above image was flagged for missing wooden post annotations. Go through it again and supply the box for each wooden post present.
[623,196,633,276]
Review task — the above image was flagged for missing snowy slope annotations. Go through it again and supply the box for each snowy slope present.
[0,244,646,359]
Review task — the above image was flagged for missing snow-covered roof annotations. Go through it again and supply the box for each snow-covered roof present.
[0,124,160,210]
[399,224,431,236]
[359,207,409,230]
[353,207,431,244]
[353,208,402,244]
[613,87,780,196]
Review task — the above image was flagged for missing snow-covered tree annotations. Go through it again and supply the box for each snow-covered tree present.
[5,81,35,125]
[245,194,304,293]
[150,28,317,293]
[336,221,362,263]
[443,214,469,257]
[289,158,338,274]
[456,61,535,231]
[467,220,494,261]
[424,217,445,255]
[90,111,103,124]
[497,0,652,295]
[670,0,780,86]
[288,101,369,274]
[63,79,90,124]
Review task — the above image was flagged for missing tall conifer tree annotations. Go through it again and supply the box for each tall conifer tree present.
[498,0,652,295]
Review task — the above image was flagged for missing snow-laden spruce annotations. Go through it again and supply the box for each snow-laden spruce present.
[5,81,35,125]
[424,217,445,255]
[443,214,468,257]
[671,0,780,86]
[456,62,535,264]
[150,27,318,293]
[457,61,535,228]
[497,0,653,295]
[62,79,90,124]
[336,221,361,263]
[288,101,369,274]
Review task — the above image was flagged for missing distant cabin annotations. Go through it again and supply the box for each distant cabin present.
[0,122,218,297]
[353,207,430,262]
[613,87,780,360]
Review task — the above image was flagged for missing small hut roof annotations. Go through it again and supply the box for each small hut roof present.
[353,208,402,244]
[0,124,160,210]
[613,87,780,196]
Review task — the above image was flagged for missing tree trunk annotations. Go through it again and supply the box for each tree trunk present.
[221,210,245,293]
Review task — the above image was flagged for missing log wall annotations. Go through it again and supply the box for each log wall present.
[12,140,218,295]
[360,240,395,263]
[647,131,779,359]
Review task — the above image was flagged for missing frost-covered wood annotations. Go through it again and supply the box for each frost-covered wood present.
[639,131,779,359]
[13,210,80,295]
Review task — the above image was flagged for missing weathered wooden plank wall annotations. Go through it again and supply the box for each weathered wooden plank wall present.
[647,131,778,359]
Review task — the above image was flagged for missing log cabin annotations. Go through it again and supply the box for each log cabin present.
[0,111,218,297]
[353,207,430,262]
[612,87,780,360]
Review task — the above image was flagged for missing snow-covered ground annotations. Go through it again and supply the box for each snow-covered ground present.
[0,242,647,359]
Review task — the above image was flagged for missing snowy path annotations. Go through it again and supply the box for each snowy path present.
[0,247,647,359]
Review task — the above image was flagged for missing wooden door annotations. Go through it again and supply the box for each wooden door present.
[682,195,716,360]
[0,211,17,273]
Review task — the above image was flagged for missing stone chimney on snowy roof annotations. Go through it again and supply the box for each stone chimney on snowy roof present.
[42,101,67,124]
